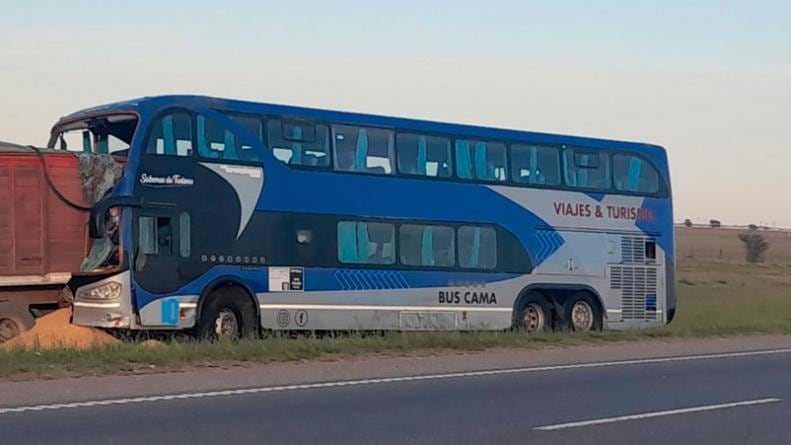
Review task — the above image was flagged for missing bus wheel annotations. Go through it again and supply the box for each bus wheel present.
[196,288,258,340]
[514,291,551,333]
[563,293,602,332]
[0,302,35,344]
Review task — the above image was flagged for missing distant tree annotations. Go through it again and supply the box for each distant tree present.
[683,219,693,228]
[748,224,758,231]
[738,233,770,263]
[709,219,721,228]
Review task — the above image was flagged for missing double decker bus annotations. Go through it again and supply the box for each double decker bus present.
[55,95,674,338]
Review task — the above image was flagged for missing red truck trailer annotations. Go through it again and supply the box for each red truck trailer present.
[0,141,90,342]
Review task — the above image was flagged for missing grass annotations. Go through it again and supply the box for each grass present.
[2,257,791,380]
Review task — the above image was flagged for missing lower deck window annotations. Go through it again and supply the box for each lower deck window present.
[400,224,455,267]
[458,226,497,269]
[337,221,395,265]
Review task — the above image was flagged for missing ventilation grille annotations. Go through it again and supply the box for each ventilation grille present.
[621,236,655,265]
[610,265,658,321]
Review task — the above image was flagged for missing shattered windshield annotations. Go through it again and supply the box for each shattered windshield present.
[49,114,138,156]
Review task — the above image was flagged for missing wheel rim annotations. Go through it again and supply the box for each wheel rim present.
[214,309,239,338]
[522,303,545,333]
[571,301,594,331]
[0,318,21,343]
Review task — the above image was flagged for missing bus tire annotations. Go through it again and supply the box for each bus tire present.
[0,302,35,344]
[195,287,258,340]
[562,292,603,332]
[513,291,552,333]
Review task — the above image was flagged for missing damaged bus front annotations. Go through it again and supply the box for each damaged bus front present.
[50,110,144,328]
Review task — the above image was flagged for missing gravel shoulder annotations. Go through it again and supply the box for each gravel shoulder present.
[2,334,790,409]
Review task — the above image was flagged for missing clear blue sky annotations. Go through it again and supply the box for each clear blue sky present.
[1,1,789,225]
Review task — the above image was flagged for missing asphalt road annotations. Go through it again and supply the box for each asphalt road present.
[2,349,791,444]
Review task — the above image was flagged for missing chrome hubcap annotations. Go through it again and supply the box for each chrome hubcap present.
[522,303,545,333]
[571,301,594,331]
[0,318,21,343]
[214,309,239,338]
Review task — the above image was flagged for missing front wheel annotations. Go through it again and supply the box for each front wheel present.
[563,293,603,332]
[195,288,258,340]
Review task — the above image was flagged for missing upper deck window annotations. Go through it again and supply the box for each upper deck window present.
[197,114,260,162]
[511,144,560,186]
[267,119,330,167]
[146,112,193,157]
[613,154,660,194]
[333,125,394,175]
[396,133,452,178]
[455,139,507,182]
[563,148,610,190]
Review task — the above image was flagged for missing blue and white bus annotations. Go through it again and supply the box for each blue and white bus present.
[56,95,674,337]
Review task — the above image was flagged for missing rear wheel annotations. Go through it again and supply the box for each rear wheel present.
[514,291,552,333]
[0,303,36,344]
[563,293,603,332]
[195,287,258,340]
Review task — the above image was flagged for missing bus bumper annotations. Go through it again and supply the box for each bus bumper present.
[72,271,135,329]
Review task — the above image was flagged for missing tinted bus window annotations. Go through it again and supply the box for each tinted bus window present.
[455,139,507,182]
[227,114,263,162]
[337,221,395,265]
[458,226,497,269]
[511,144,560,186]
[613,154,660,194]
[333,125,394,174]
[563,148,610,190]
[197,115,260,162]
[146,112,193,157]
[396,133,452,178]
[267,119,329,167]
[400,224,455,267]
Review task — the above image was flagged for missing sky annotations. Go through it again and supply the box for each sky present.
[0,0,789,226]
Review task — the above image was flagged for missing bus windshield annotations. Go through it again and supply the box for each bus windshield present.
[49,114,138,156]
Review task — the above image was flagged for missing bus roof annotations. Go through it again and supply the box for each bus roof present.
[56,95,667,156]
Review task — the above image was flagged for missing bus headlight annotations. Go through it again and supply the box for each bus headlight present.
[78,282,122,300]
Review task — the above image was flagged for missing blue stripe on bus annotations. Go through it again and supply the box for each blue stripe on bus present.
[134,266,519,310]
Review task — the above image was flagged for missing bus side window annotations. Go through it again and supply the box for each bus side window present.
[337,221,395,265]
[613,154,660,194]
[396,133,452,178]
[333,125,394,175]
[146,112,193,157]
[563,148,610,190]
[267,119,329,167]
[510,144,560,186]
[138,216,173,255]
[197,114,262,162]
[458,226,497,269]
[400,224,455,267]
[455,139,507,182]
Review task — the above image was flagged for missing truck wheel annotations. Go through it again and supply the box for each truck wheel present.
[563,292,603,332]
[195,287,258,340]
[514,291,552,333]
[0,302,35,343]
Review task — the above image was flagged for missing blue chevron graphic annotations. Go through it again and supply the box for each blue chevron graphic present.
[534,229,564,265]
[334,270,410,291]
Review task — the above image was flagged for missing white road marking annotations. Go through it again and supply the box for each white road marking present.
[535,398,783,431]
[1,348,790,416]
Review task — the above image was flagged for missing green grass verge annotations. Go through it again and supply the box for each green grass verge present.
[1,261,790,380]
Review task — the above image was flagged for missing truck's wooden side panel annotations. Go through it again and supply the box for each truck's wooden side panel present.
[0,152,87,278]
